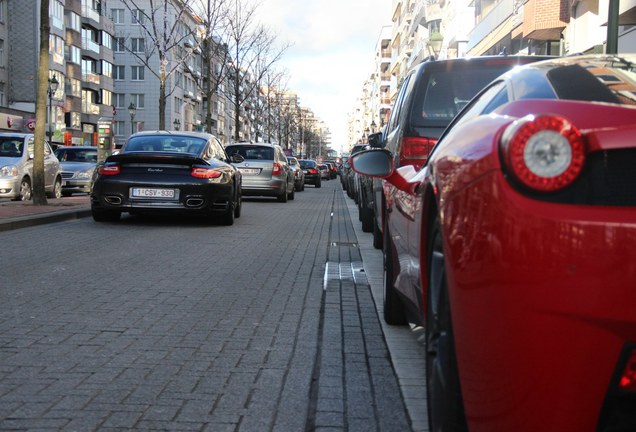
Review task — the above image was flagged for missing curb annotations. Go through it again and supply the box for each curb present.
[0,208,92,233]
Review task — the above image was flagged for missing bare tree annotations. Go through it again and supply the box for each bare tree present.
[118,0,199,129]
[225,0,289,141]
[189,0,231,134]
[32,0,52,205]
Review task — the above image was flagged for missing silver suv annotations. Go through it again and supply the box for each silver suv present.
[225,142,295,202]
[0,133,62,200]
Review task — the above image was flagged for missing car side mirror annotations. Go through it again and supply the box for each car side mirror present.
[367,132,383,148]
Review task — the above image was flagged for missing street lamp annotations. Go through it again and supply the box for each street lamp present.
[370,120,377,133]
[47,74,59,146]
[128,102,136,135]
[173,118,181,130]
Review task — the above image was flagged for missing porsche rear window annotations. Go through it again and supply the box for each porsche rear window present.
[125,136,206,153]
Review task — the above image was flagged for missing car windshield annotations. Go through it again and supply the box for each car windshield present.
[0,137,24,157]
[54,148,98,162]
[226,145,274,160]
[124,136,206,154]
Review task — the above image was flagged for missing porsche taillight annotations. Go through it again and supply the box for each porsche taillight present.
[99,164,120,176]
[272,162,283,176]
[501,115,586,192]
[399,136,437,169]
[191,167,222,179]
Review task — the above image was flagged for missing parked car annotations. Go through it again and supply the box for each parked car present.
[343,144,368,200]
[299,159,321,188]
[363,55,552,247]
[317,163,330,180]
[324,161,338,179]
[350,54,636,432]
[54,146,98,196]
[90,131,243,225]
[0,133,62,201]
[225,142,295,202]
[287,156,305,191]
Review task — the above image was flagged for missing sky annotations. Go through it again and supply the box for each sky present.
[254,0,392,153]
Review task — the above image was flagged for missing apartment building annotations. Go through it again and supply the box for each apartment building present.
[349,0,636,146]
[0,0,115,148]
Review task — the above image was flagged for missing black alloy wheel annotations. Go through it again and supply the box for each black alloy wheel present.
[278,184,288,203]
[234,192,242,218]
[425,213,468,432]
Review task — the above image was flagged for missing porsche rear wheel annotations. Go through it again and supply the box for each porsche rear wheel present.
[425,213,467,432]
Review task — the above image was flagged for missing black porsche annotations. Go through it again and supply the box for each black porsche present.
[90,131,243,225]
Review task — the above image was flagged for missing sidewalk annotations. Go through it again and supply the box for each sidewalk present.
[0,195,91,232]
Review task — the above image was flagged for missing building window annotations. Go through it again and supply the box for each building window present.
[0,0,5,22]
[102,32,112,50]
[112,8,125,24]
[131,66,144,81]
[49,35,64,65]
[0,83,4,106]
[70,78,81,97]
[114,65,125,80]
[114,120,125,136]
[131,94,145,109]
[70,112,81,129]
[132,9,145,25]
[114,93,125,108]
[66,11,81,32]
[68,45,81,65]
[114,37,125,52]
[0,40,4,68]
[102,90,112,107]
[50,0,64,30]
[131,38,145,53]
[101,60,112,78]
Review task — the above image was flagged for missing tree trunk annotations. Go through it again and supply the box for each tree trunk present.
[33,0,51,205]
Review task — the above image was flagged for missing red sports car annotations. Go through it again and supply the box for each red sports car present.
[351,54,636,431]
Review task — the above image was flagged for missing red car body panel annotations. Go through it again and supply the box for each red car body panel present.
[386,96,636,430]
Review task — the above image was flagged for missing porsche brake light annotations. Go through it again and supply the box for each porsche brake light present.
[619,349,636,391]
[272,162,283,176]
[99,164,120,176]
[399,136,437,168]
[191,167,222,179]
[501,115,586,192]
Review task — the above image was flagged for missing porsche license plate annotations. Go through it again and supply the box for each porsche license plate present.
[131,187,175,198]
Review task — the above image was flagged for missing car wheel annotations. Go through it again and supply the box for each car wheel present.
[289,184,295,200]
[47,177,62,199]
[383,226,407,325]
[425,213,468,432]
[14,177,32,201]
[91,206,121,222]
[315,179,321,188]
[220,201,235,226]
[278,185,288,203]
[234,192,242,218]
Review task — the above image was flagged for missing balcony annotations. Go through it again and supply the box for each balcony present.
[82,38,100,54]
[82,5,100,23]
[82,101,100,115]
[82,72,100,86]
[522,0,569,40]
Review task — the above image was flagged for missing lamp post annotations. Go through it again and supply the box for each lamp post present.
[370,120,377,133]
[128,102,136,135]
[47,75,59,147]
[173,118,181,130]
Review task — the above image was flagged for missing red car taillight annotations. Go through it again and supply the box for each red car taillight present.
[272,162,283,176]
[191,167,222,179]
[501,115,586,192]
[308,168,318,175]
[398,136,437,169]
[99,164,120,176]
[619,349,636,391]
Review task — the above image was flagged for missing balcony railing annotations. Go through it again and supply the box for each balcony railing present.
[82,5,100,22]
[82,102,100,115]
[82,72,101,86]
[82,38,100,54]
